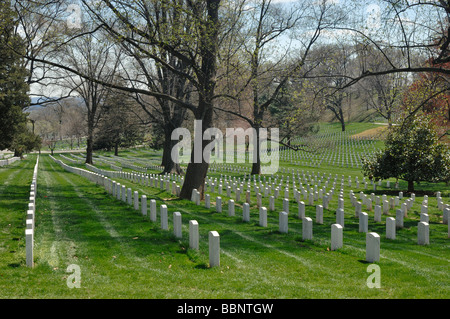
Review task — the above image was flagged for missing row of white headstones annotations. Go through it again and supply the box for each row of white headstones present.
[25,156,39,268]
[51,156,222,267]
[90,157,450,237]
[60,156,449,266]
[0,156,21,167]
[190,190,448,263]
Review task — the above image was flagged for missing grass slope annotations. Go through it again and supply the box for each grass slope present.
[1,153,448,299]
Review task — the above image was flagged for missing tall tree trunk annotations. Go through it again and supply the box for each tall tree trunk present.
[178,0,220,200]
[251,126,261,175]
[407,180,414,193]
[339,108,345,132]
[161,127,183,175]
[85,118,94,165]
[179,107,213,200]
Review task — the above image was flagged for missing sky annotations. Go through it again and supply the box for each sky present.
[28,0,440,98]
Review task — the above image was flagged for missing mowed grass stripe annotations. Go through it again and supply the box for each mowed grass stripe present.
[106,176,395,298]
[39,155,261,298]
[39,157,172,288]
[102,164,449,298]
[26,154,448,298]
[0,160,26,196]
[50,157,361,298]
[0,157,34,258]
[0,157,41,297]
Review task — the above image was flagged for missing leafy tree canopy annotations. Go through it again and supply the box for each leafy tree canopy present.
[362,115,450,192]
[0,0,31,151]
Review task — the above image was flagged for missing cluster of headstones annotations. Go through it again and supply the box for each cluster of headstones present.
[56,155,450,266]
[26,156,39,268]
[60,154,83,165]
[0,156,21,167]
[103,155,163,173]
[79,156,450,244]
[53,155,222,268]
[192,187,384,262]
[197,172,449,262]
[278,130,379,168]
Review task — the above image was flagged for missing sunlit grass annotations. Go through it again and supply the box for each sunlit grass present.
[0,122,449,299]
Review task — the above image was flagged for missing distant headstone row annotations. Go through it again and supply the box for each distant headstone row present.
[54,155,450,267]
[52,155,222,268]
[26,156,39,268]
[0,156,21,167]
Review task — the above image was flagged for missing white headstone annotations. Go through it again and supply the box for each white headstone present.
[298,201,305,219]
[116,183,121,200]
[141,195,147,216]
[443,207,449,225]
[127,188,132,205]
[338,198,344,210]
[26,210,34,230]
[308,192,314,206]
[336,208,344,227]
[121,185,126,202]
[189,220,199,250]
[279,211,288,233]
[355,201,362,218]
[228,199,235,217]
[259,207,267,227]
[395,209,403,229]
[359,212,368,232]
[316,205,323,224]
[421,205,428,215]
[25,229,34,268]
[257,193,262,208]
[382,200,389,215]
[134,191,139,210]
[331,224,343,250]
[205,194,210,209]
[302,217,313,240]
[150,199,157,222]
[173,212,182,238]
[269,196,275,211]
[420,213,429,223]
[243,202,250,222]
[283,198,289,214]
[366,198,372,211]
[402,202,408,217]
[209,231,220,267]
[216,197,222,213]
[386,217,396,240]
[195,190,200,205]
[374,205,382,222]
[366,232,380,263]
[160,205,168,230]
[448,219,450,238]
[417,222,429,245]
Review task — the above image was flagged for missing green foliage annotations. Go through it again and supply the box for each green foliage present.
[93,92,145,154]
[362,115,450,191]
[0,0,31,151]
[10,122,42,157]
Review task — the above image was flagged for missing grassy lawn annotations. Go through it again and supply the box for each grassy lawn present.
[1,148,448,299]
